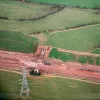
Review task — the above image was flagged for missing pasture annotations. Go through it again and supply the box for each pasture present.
[47,25,100,52]
[0,71,100,100]
[28,0,100,8]
[0,30,38,53]
[0,0,60,20]
[0,4,100,34]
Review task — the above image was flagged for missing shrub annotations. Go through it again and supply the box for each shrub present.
[59,52,70,61]
[96,57,100,66]
[49,48,59,59]
[78,56,87,64]
[86,56,94,64]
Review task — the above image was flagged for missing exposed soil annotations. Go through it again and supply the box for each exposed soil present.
[0,50,100,83]
[32,33,47,45]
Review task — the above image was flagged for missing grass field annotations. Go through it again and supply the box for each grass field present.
[0,6,100,34]
[49,48,100,65]
[0,30,38,53]
[0,0,60,20]
[47,25,100,52]
[49,48,75,62]
[28,0,100,8]
[0,0,99,66]
[0,71,100,100]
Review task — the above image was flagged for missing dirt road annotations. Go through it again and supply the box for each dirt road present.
[0,50,100,83]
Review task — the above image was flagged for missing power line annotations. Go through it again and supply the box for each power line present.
[20,66,30,98]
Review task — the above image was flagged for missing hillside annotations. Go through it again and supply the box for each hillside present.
[0,0,63,20]
[0,7,100,34]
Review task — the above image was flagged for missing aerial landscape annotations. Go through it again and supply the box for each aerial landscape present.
[0,0,100,100]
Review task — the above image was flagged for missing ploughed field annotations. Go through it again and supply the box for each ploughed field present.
[0,30,38,53]
[47,25,100,52]
[28,0,100,8]
[0,71,100,100]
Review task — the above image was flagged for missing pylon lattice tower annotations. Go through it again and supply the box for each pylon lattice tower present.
[20,66,30,98]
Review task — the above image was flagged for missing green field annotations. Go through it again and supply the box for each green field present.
[0,30,38,53]
[47,25,100,52]
[49,48,100,65]
[49,48,76,62]
[0,0,100,66]
[0,71,100,100]
[0,0,61,20]
[28,0,100,8]
[0,5,100,34]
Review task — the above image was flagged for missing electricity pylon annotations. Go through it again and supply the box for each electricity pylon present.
[20,66,30,98]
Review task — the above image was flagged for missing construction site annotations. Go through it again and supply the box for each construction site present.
[0,0,100,99]
[0,46,100,83]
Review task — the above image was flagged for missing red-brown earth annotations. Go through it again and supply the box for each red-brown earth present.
[0,50,100,83]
